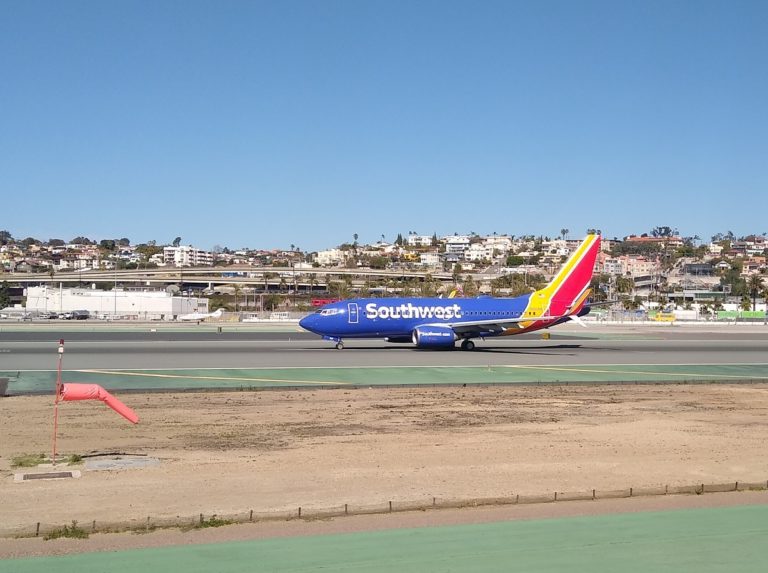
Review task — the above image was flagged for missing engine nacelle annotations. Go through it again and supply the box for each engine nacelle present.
[411,325,457,348]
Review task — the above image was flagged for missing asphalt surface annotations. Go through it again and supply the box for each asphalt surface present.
[1,328,767,370]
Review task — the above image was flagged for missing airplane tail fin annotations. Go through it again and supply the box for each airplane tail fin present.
[540,234,601,317]
[211,309,224,318]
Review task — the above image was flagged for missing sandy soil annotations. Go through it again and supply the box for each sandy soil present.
[2,384,768,550]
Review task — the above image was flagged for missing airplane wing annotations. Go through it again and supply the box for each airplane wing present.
[428,313,574,336]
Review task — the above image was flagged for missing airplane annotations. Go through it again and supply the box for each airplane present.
[299,234,601,350]
[178,308,224,321]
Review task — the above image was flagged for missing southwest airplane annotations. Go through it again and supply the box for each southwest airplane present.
[300,234,601,350]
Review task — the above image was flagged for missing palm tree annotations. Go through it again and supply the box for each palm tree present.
[748,274,764,311]
[232,284,242,312]
[560,228,569,240]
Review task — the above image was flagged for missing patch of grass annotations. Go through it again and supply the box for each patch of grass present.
[44,521,89,540]
[195,515,234,529]
[67,454,83,464]
[11,453,47,468]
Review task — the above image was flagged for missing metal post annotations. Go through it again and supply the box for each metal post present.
[51,339,64,465]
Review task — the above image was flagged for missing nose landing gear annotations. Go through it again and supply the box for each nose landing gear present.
[322,335,344,350]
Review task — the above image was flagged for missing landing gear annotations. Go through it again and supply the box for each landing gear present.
[460,339,475,351]
[335,341,344,350]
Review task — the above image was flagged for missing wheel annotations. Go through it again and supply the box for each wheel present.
[335,341,344,350]
[461,339,475,351]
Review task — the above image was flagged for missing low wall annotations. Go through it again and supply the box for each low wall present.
[6,478,767,539]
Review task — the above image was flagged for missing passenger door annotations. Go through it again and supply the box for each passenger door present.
[347,302,359,324]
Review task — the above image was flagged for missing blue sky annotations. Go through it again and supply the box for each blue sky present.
[2,0,766,251]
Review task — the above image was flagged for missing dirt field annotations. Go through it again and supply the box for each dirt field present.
[2,384,768,548]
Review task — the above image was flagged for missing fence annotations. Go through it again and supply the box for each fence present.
[5,479,767,539]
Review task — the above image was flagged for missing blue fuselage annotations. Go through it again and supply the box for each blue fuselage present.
[299,295,533,339]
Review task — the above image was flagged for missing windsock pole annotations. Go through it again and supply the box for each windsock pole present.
[51,339,64,465]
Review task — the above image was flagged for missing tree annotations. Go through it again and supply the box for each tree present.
[263,294,280,310]
[20,237,41,247]
[560,228,569,240]
[748,274,764,311]
[172,236,182,247]
[232,284,242,312]
[48,238,65,247]
[621,296,640,310]
[462,275,478,297]
[452,263,463,284]
[0,281,10,309]
[615,276,635,294]
[328,280,351,299]
[419,274,439,297]
[135,243,163,261]
[651,226,675,238]
[0,230,13,245]
[369,256,388,270]
[70,236,94,245]
[720,263,747,297]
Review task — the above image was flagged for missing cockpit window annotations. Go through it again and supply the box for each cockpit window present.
[319,308,341,316]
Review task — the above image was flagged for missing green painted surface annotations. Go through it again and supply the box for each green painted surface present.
[3,363,768,395]
[718,311,767,319]
[3,505,768,572]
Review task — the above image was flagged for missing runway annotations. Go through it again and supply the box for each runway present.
[2,325,767,394]
[1,325,767,370]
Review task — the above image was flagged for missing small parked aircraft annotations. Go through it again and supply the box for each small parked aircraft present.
[178,308,224,321]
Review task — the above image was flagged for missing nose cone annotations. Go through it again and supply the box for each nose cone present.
[299,314,317,333]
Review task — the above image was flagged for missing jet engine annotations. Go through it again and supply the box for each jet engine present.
[411,325,457,348]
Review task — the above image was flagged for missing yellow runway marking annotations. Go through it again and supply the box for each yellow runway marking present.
[77,369,347,386]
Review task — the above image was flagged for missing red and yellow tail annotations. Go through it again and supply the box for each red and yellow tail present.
[523,234,601,321]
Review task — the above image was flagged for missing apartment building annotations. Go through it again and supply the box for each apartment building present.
[162,246,213,267]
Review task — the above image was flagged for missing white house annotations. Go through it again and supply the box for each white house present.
[315,249,346,266]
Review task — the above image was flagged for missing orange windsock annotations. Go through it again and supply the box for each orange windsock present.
[60,383,139,424]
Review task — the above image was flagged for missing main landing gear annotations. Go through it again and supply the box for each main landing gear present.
[460,339,475,351]
[335,341,344,350]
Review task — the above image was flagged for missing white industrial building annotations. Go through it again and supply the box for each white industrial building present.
[25,286,208,320]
